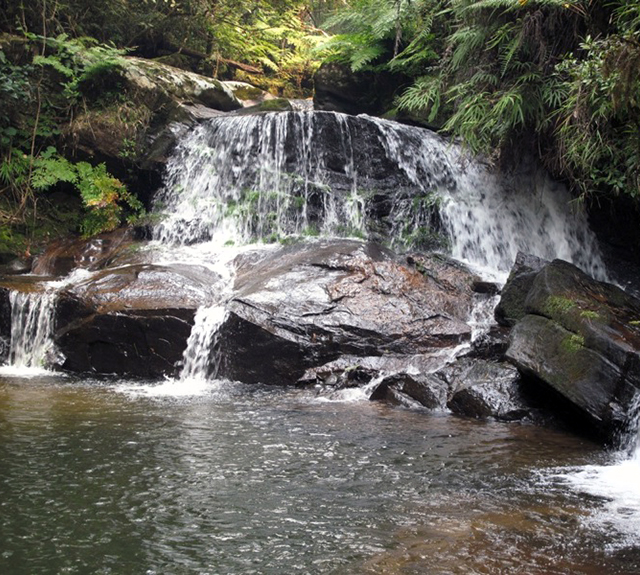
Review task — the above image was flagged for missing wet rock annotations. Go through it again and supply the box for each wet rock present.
[0,287,10,355]
[370,373,448,409]
[0,335,8,364]
[464,324,511,360]
[0,257,33,275]
[506,259,640,439]
[366,355,536,422]
[297,353,458,387]
[32,228,138,276]
[55,308,195,377]
[52,262,223,377]
[445,359,529,421]
[65,263,222,312]
[219,240,475,385]
[495,252,547,327]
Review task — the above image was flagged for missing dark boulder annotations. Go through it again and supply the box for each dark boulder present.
[218,240,475,385]
[52,262,223,377]
[55,308,195,377]
[367,356,537,421]
[369,372,448,410]
[505,259,640,439]
[495,251,547,327]
[445,358,529,421]
[0,287,10,363]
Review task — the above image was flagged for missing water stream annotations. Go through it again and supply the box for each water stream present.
[153,111,606,280]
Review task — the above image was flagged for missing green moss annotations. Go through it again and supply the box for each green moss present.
[561,333,585,353]
[231,85,265,100]
[544,295,576,317]
[580,310,601,321]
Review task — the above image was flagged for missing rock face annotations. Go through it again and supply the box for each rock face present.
[0,239,480,381]
[503,258,640,438]
[69,57,241,166]
[313,62,403,116]
[0,287,10,363]
[219,241,475,385]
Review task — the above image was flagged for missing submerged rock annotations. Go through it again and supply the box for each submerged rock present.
[369,372,449,410]
[503,258,640,439]
[445,358,529,421]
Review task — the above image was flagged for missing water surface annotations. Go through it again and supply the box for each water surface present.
[2,375,640,574]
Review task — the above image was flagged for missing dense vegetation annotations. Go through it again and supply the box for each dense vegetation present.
[0,0,638,257]
[322,0,640,204]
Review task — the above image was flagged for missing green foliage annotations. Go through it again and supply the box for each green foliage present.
[320,0,444,72]
[2,146,143,238]
[553,29,640,199]
[323,0,640,203]
[0,32,140,249]
[2,0,323,97]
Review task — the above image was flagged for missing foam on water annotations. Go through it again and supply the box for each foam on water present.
[552,395,640,547]
[114,376,225,399]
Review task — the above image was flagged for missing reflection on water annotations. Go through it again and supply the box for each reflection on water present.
[0,375,639,575]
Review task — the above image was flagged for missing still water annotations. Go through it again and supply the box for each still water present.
[1,374,639,575]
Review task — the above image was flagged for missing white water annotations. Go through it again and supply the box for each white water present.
[153,111,606,282]
[1,290,58,376]
[180,305,228,381]
[153,113,366,246]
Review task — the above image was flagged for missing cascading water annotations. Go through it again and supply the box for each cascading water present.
[180,305,228,381]
[4,290,57,372]
[153,112,366,246]
[555,396,640,547]
[151,111,608,379]
[153,111,606,282]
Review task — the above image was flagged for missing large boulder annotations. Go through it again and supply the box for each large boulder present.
[52,262,224,377]
[494,251,547,327]
[504,259,640,439]
[217,240,476,385]
[66,56,247,207]
[68,57,242,168]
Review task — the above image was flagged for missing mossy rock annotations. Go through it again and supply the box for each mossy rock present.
[505,259,640,442]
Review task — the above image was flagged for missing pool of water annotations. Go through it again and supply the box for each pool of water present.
[1,374,639,575]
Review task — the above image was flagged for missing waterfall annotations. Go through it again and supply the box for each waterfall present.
[153,111,606,280]
[180,305,228,381]
[6,290,57,371]
[153,112,366,246]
